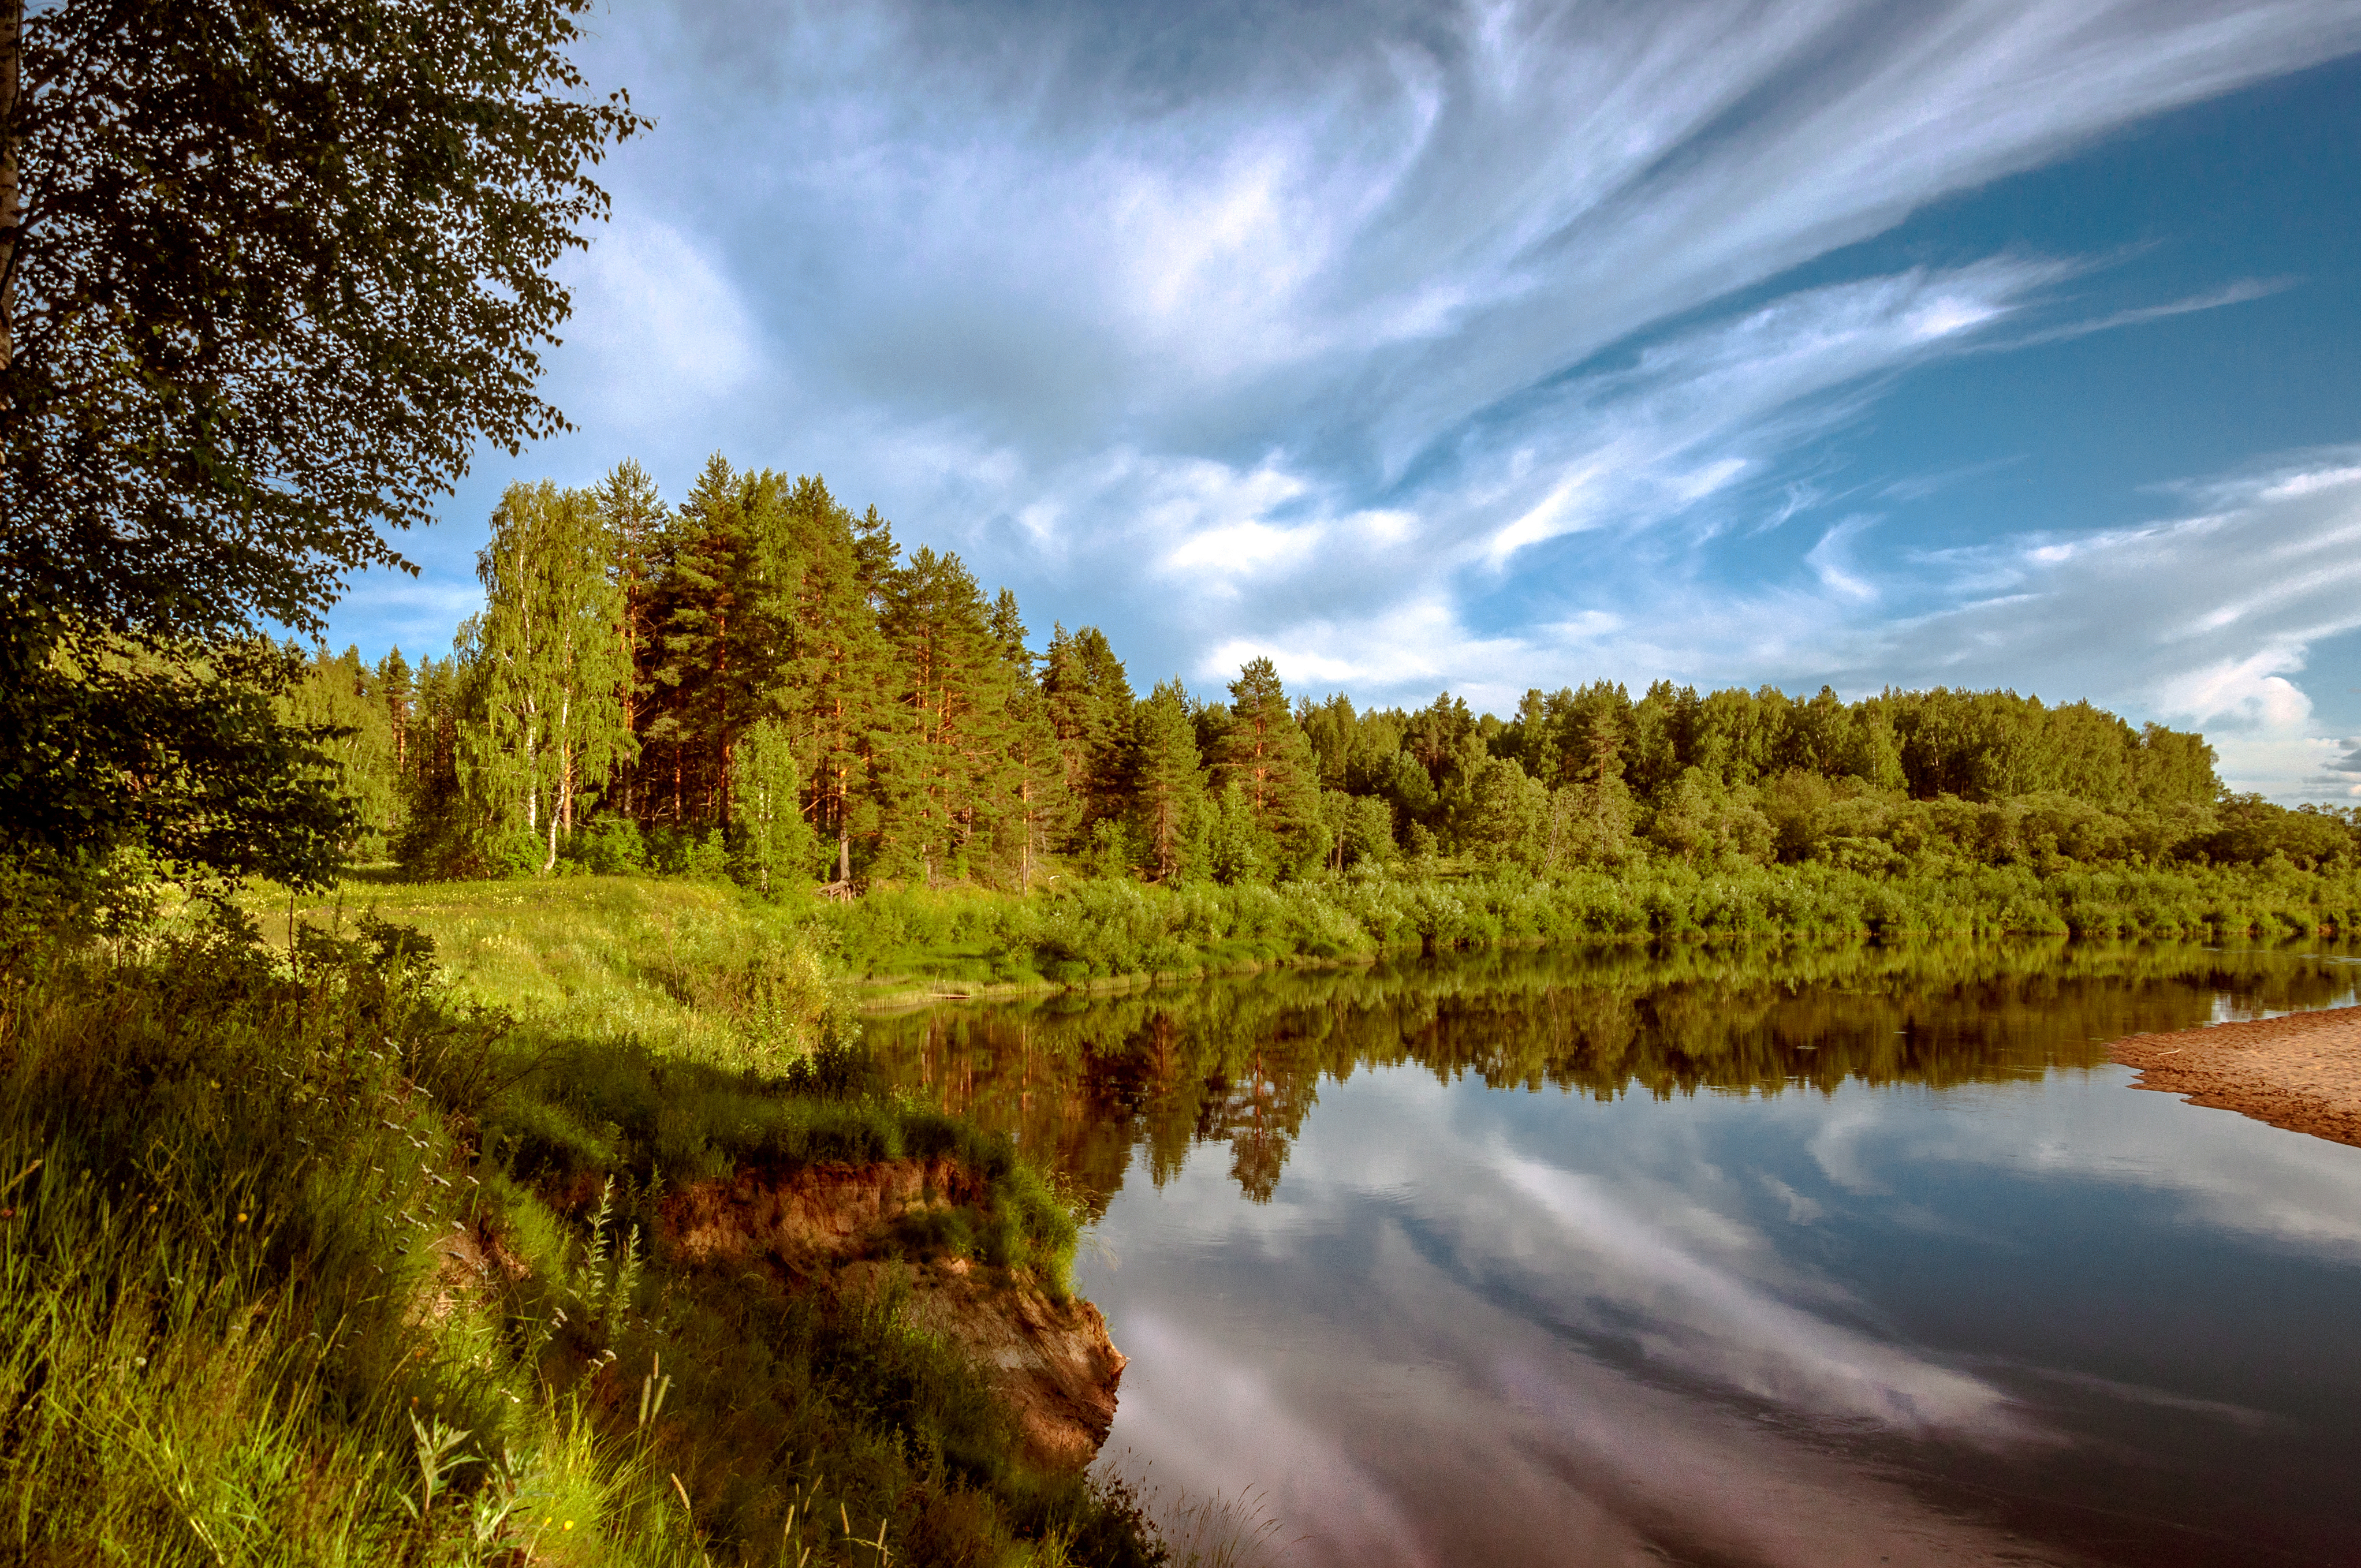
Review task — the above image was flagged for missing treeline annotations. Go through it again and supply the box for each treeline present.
[291,456,2360,887]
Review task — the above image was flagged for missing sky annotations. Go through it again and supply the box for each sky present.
[327,0,2361,802]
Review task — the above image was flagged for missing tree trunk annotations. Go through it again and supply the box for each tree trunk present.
[0,0,20,372]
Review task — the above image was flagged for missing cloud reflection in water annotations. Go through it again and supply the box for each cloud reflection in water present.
[1085,1062,2361,1566]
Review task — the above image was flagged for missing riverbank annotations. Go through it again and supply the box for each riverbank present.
[0,902,1160,1566]
[2113,1003,2361,1148]
[280,861,2361,1018]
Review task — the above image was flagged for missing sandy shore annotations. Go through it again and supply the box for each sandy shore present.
[2112,1005,2361,1149]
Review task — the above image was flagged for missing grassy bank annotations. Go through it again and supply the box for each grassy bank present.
[268,860,2361,1010]
[0,905,1159,1566]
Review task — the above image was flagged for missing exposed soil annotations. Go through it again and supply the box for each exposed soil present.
[841,1257,1127,1472]
[658,1158,1125,1471]
[663,1156,987,1267]
[2112,1003,2361,1149]
[416,1220,531,1326]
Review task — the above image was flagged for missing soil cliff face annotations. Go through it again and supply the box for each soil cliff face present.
[844,1256,1126,1470]
[657,1158,1125,1471]
[663,1156,987,1265]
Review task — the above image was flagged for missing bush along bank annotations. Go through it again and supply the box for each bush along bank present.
[806,860,2361,992]
[0,907,1158,1567]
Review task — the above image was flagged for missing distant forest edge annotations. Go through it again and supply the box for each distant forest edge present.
[292,457,2359,909]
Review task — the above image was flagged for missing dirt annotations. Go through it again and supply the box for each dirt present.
[662,1156,987,1266]
[657,1157,1125,1472]
[841,1257,1128,1471]
[2112,1004,2361,1149]
[415,1220,531,1326]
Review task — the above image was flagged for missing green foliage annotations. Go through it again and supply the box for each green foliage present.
[0,870,1156,1565]
[0,0,641,643]
[283,442,2344,910]
[0,1,642,892]
[2194,794,2357,869]
[732,718,816,894]
[796,858,2361,993]
[467,480,636,872]
[281,644,404,858]
[0,622,356,886]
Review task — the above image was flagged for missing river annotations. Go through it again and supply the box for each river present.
[867,940,2361,1568]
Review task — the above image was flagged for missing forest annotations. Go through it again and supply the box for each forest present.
[292,457,2361,894]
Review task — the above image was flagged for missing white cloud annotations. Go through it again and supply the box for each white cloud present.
[1804,516,1880,603]
[325,0,2361,796]
[1496,1156,2035,1441]
[1837,457,2361,797]
[547,215,762,432]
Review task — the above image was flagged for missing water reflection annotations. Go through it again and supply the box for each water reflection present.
[871,942,2361,1567]
[866,938,2357,1212]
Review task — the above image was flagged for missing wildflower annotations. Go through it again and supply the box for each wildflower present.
[236,1212,248,1224]
[562,1522,573,1532]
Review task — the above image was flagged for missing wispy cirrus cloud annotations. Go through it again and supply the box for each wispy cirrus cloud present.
[348,0,2361,796]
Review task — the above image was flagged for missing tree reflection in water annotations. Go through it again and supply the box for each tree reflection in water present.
[864,938,2357,1215]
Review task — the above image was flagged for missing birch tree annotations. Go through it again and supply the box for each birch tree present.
[465,481,631,871]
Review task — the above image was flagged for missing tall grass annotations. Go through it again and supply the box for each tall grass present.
[256,874,849,1072]
[0,905,1158,1566]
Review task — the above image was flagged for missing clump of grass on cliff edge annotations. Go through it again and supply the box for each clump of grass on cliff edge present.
[0,876,1153,1566]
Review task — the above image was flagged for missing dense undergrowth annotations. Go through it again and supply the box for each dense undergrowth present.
[283,858,2361,1006]
[0,904,1158,1567]
[809,859,2361,991]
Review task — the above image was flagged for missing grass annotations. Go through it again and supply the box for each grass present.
[106,854,2340,1563]
[0,895,1162,1566]
[252,872,848,1072]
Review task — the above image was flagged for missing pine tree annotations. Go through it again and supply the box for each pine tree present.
[1131,678,1205,880]
[595,458,668,819]
[281,644,398,856]
[875,546,1013,886]
[378,647,413,775]
[733,716,814,893]
[990,589,1064,888]
[1043,624,1136,841]
[1216,657,1324,872]
[646,456,793,827]
[774,475,894,889]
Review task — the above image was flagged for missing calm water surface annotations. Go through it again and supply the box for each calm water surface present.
[869,942,2361,1567]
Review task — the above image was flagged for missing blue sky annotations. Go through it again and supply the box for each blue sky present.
[328,0,2361,801]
